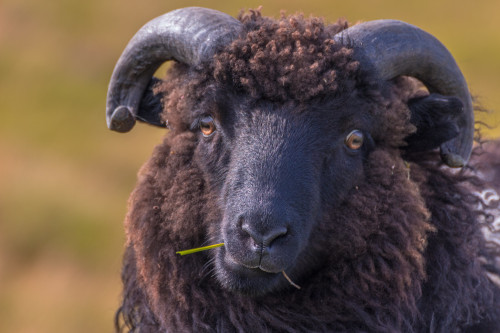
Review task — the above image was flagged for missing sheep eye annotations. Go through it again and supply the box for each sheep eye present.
[200,116,216,137]
[345,130,364,150]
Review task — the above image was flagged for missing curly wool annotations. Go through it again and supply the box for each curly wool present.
[116,10,500,332]
[214,10,353,103]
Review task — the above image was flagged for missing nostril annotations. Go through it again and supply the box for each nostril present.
[241,222,288,247]
[237,215,244,228]
[241,222,259,243]
[263,227,288,246]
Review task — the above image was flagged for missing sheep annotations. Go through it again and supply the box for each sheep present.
[106,7,500,332]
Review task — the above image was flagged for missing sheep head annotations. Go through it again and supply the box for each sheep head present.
[107,8,474,298]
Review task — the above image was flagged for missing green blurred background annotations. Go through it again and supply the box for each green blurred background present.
[0,0,498,332]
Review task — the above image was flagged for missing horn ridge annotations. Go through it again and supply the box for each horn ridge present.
[106,7,242,132]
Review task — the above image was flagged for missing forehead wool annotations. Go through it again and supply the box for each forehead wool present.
[213,10,362,103]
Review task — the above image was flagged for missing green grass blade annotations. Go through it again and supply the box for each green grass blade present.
[176,243,225,255]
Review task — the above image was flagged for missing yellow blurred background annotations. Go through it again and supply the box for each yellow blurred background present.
[0,0,498,332]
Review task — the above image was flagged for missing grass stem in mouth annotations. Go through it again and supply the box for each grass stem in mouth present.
[176,243,225,255]
[282,271,301,290]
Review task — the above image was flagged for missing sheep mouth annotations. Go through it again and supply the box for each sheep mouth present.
[223,252,280,274]
[215,247,291,295]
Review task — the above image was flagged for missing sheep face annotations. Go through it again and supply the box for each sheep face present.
[151,13,457,296]
[191,93,375,295]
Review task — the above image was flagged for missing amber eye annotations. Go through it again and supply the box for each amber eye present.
[200,116,216,137]
[345,130,364,150]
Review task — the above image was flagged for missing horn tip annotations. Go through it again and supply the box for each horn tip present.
[109,106,136,133]
[440,152,466,168]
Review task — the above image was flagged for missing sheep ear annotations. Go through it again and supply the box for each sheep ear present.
[404,93,463,153]
[135,77,167,128]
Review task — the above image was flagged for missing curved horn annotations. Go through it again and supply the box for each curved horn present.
[334,20,473,168]
[106,7,243,132]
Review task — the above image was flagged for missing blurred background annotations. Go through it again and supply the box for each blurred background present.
[0,0,498,332]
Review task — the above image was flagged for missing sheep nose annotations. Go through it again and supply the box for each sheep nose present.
[228,210,298,273]
[241,221,288,250]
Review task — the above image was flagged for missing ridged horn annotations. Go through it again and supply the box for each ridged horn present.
[334,20,473,168]
[106,7,242,132]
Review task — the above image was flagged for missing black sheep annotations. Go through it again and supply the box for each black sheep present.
[106,8,500,332]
